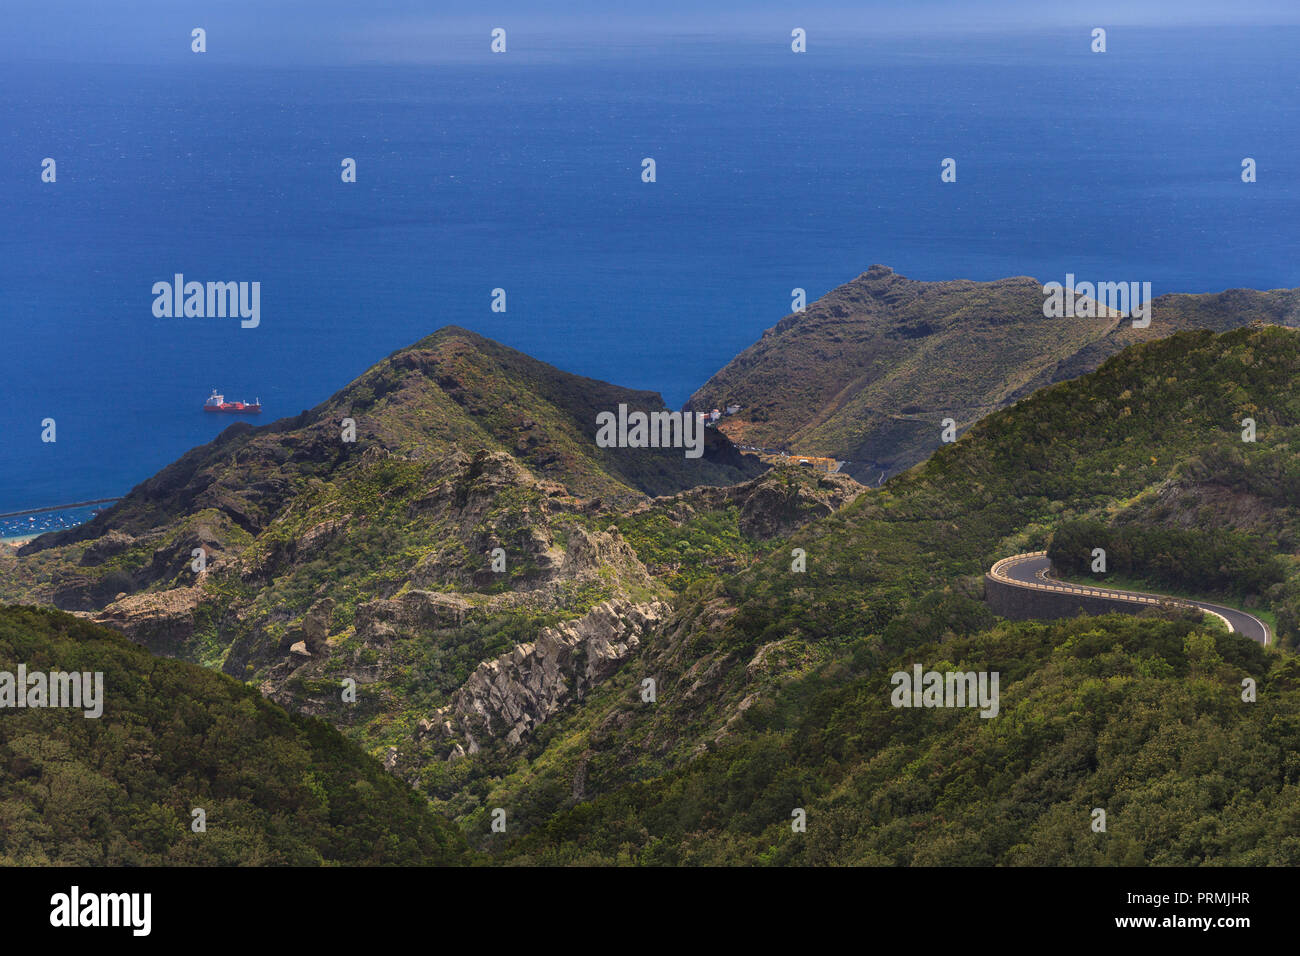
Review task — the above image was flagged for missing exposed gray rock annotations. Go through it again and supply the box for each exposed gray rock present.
[79,529,137,567]
[417,599,667,754]
[356,589,473,647]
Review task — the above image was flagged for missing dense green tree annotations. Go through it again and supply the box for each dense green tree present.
[0,606,470,865]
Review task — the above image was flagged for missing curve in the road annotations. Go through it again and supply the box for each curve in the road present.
[989,551,1270,646]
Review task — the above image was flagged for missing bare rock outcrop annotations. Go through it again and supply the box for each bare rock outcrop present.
[416,599,667,755]
[635,469,862,541]
[356,590,473,647]
[78,529,138,566]
[93,585,206,655]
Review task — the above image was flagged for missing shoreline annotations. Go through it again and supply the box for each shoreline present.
[0,500,116,547]
[0,497,121,520]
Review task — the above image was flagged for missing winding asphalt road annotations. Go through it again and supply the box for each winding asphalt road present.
[990,551,1271,646]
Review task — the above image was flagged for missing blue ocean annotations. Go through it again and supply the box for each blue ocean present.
[2,26,1298,515]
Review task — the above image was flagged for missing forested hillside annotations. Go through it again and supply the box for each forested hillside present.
[7,325,1300,865]
[0,606,469,865]
[439,326,1300,860]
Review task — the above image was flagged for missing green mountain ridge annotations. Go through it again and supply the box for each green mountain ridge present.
[447,325,1300,861]
[6,320,1300,865]
[688,265,1300,480]
[0,325,815,837]
[0,605,469,865]
[26,325,761,563]
[501,614,1299,865]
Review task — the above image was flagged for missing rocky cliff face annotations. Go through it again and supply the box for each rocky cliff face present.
[90,584,206,656]
[218,450,670,730]
[413,599,668,758]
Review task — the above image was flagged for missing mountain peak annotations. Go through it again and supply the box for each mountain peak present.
[691,270,1300,480]
[22,326,763,560]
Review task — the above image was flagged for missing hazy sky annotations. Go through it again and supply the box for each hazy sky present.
[7,1,1300,64]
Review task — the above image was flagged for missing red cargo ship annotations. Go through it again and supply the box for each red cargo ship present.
[204,390,262,414]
